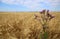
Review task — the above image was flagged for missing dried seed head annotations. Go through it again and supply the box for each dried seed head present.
[36,18,41,21]
[34,14,38,19]
[34,14,41,21]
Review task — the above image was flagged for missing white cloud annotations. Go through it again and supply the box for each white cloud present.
[45,0,60,6]
[0,0,60,10]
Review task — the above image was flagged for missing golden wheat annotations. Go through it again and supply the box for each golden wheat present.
[0,12,60,39]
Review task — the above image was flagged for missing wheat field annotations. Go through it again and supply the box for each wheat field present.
[0,12,60,39]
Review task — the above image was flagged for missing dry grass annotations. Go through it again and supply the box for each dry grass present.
[0,12,60,39]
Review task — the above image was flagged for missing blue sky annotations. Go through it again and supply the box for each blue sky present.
[0,0,60,11]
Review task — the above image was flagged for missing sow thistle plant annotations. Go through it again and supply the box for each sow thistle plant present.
[34,10,55,39]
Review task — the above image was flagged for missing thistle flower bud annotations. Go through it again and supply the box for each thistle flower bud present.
[40,11,43,14]
[40,10,46,14]
[49,15,55,20]
[47,10,50,17]
[47,10,49,13]
[43,10,46,13]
